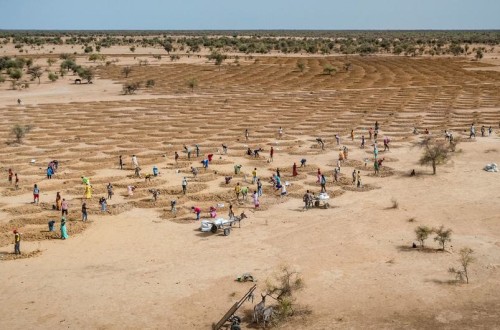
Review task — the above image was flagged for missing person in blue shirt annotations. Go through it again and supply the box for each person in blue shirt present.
[47,166,53,179]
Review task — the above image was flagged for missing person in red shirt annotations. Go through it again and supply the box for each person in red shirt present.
[192,206,201,220]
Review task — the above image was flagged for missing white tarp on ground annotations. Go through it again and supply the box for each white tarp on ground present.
[200,218,228,232]
[318,193,330,200]
[484,163,498,172]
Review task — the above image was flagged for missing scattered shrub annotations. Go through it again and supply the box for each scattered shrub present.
[48,72,58,82]
[449,247,474,283]
[12,124,33,143]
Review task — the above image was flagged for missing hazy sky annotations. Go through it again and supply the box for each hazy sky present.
[1,0,499,30]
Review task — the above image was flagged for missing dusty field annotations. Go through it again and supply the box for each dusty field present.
[0,51,500,329]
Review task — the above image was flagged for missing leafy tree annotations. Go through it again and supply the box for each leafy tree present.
[8,68,23,89]
[28,65,43,84]
[163,41,173,54]
[415,226,433,248]
[405,45,417,57]
[357,43,378,55]
[84,45,93,53]
[122,81,141,94]
[434,226,452,251]
[4,57,26,69]
[12,124,32,143]
[419,137,451,175]
[48,72,58,82]
[449,43,463,56]
[76,67,94,83]
[393,45,404,55]
[296,61,305,72]
[60,59,77,72]
[214,55,225,69]
[341,44,356,55]
[25,58,33,69]
[122,66,132,78]
[475,49,483,61]
[208,52,226,71]
[449,247,474,284]
[187,77,198,92]
[323,64,336,75]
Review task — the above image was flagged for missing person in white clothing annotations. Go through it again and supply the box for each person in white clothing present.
[132,155,139,168]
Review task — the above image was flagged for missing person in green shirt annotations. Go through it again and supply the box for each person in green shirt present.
[241,186,249,201]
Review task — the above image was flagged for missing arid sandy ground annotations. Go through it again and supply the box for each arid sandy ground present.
[0,47,499,329]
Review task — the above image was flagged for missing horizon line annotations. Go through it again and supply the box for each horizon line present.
[1,29,500,32]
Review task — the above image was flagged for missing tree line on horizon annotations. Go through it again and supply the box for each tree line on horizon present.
[0,31,498,57]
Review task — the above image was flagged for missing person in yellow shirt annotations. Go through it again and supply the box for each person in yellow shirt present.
[84,184,93,199]
[13,230,21,255]
[252,168,257,184]
[235,183,241,201]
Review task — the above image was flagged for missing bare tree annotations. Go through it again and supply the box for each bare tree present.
[122,66,132,78]
[265,265,305,324]
[449,247,474,283]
